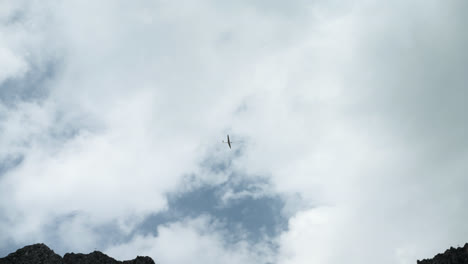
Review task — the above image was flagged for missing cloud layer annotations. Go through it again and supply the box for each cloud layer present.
[1,1,468,264]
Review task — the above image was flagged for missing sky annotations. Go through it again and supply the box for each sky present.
[0,1,467,263]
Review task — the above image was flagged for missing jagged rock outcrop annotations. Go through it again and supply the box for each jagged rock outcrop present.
[0,244,155,264]
[63,252,154,264]
[0,244,62,264]
[418,244,468,264]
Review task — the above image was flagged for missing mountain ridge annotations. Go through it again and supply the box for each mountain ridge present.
[0,244,155,264]
[417,243,468,264]
[2,242,468,263]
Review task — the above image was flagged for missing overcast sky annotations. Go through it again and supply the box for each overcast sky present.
[1,1,468,264]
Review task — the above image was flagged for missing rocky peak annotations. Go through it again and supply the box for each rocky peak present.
[0,243,62,264]
[418,243,468,264]
[0,244,155,264]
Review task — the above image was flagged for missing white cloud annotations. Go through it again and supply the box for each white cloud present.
[278,207,342,264]
[1,0,468,263]
[0,45,27,84]
[0,0,296,250]
[105,216,274,264]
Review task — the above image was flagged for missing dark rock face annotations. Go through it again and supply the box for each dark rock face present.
[418,244,468,264]
[0,244,62,264]
[63,252,154,264]
[0,244,155,264]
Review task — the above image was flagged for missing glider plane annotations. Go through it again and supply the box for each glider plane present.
[222,134,232,149]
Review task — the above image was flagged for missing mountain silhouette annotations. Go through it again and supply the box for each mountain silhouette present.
[418,244,468,264]
[0,244,155,264]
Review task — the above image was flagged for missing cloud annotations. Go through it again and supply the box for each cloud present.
[105,216,275,264]
[1,0,468,264]
[0,0,296,252]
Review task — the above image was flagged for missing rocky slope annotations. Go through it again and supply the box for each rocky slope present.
[0,244,155,264]
[418,244,468,264]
